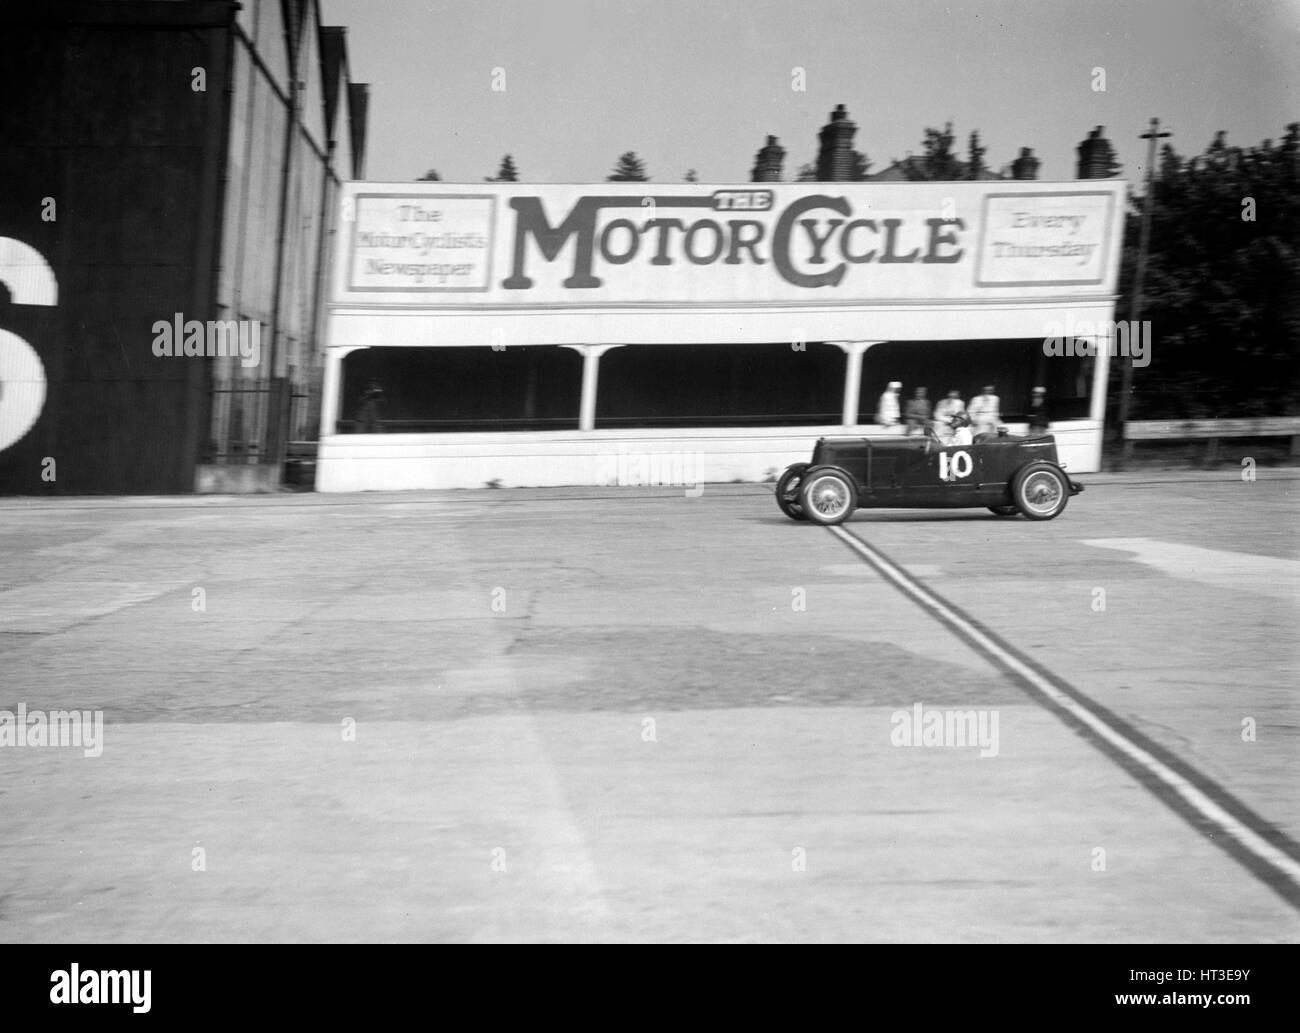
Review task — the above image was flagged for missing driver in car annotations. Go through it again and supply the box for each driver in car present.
[947,410,975,446]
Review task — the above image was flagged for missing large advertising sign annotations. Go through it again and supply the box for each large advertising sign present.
[335,180,1125,308]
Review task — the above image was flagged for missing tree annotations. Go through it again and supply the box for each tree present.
[607,152,649,181]
[684,169,698,183]
[966,131,987,180]
[851,150,872,181]
[417,169,441,181]
[794,162,818,182]
[1112,124,1300,421]
[905,122,964,181]
[485,154,519,182]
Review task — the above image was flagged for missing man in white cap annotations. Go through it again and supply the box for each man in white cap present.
[875,381,902,427]
[968,384,1001,437]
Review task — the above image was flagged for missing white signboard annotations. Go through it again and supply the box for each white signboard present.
[348,194,495,291]
[975,191,1116,286]
[334,181,1125,307]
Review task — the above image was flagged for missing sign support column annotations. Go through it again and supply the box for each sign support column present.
[832,341,884,427]
[563,344,623,431]
[320,345,364,436]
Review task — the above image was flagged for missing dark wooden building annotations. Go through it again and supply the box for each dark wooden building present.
[0,0,367,493]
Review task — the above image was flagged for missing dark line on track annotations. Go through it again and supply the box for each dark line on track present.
[829,523,1300,914]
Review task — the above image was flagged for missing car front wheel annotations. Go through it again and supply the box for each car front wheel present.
[775,464,810,521]
[1011,463,1069,520]
[800,469,858,526]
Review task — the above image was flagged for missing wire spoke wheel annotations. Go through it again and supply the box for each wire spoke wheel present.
[1012,463,1069,520]
[800,471,856,525]
[1021,472,1059,512]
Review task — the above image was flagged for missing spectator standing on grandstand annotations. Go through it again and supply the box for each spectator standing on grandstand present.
[1027,386,1051,435]
[904,387,929,436]
[968,385,1001,436]
[876,381,902,426]
[933,389,966,442]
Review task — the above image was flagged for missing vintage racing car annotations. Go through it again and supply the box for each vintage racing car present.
[775,428,1084,525]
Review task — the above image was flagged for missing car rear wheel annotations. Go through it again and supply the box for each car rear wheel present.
[1011,463,1069,520]
[775,464,810,521]
[988,505,1019,517]
[800,469,857,526]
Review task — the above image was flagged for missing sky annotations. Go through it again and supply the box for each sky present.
[324,0,1300,184]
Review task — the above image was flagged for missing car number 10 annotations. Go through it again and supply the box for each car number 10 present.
[939,449,973,481]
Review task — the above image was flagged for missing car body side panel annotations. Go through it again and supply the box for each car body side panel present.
[809,435,1070,509]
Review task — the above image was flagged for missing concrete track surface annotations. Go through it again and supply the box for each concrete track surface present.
[1,469,1297,942]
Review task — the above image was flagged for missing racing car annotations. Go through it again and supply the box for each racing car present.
[775,424,1084,525]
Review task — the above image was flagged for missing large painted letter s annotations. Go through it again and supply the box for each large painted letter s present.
[0,237,56,453]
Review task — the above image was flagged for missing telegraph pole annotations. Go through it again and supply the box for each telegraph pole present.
[1117,117,1171,468]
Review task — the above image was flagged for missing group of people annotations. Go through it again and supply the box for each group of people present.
[875,382,1051,444]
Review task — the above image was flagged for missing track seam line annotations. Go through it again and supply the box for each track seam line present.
[828,523,1300,912]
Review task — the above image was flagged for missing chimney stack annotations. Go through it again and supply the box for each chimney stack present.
[1010,147,1040,180]
[1076,126,1119,178]
[751,135,786,182]
[816,104,857,182]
